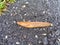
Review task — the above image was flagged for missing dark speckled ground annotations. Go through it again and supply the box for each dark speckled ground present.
[0,0,60,45]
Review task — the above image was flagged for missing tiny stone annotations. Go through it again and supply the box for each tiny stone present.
[5,22,8,25]
[28,43,32,45]
[19,27,22,29]
[32,12,35,14]
[40,28,43,31]
[20,16,23,19]
[2,13,6,15]
[43,37,48,45]
[16,7,18,9]
[49,33,51,36]
[17,1,20,3]
[58,38,60,42]
[13,21,16,23]
[22,5,26,8]
[38,40,41,44]
[35,35,38,38]
[50,27,53,29]
[23,19,26,22]
[42,33,47,36]
[15,12,18,15]
[16,42,20,44]
[56,23,58,25]
[5,35,8,39]
[43,11,46,14]
[25,2,29,4]
[51,24,53,26]
[43,28,46,30]
[46,0,48,1]
[23,35,27,38]
[13,7,15,9]
[24,14,27,16]
[45,19,47,21]
[48,12,51,15]
[11,14,13,16]
[28,20,31,22]
[47,9,50,11]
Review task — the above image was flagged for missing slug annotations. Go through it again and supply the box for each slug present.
[17,22,53,28]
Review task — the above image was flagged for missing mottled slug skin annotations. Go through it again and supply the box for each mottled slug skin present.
[17,22,53,28]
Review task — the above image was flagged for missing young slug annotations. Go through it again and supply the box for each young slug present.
[17,22,53,28]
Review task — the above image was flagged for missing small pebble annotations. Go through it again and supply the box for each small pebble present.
[49,27,53,30]
[35,35,38,38]
[56,22,59,25]
[40,28,43,31]
[23,35,27,38]
[28,43,32,45]
[10,14,13,16]
[5,35,8,39]
[23,19,26,22]
[58,38,60,41]
[46,0,48,2]
[51,24,53,26]
[13,21,16,24]
[16,42,20,44]
[13,7,15,9]
[28,20,31,22]
[45,18,47,21]
[19,27,22,29]
[22,5,26,8]
[38,40,41,44]
[5,22,8,25]
[43,37,48,45]
[16,7,18,9]
[25,1,29,4]
[43,11,46,14]
[17,1,20,3]
[24,13,27,16]
[43,28,46,30]
[42,33,47,36]
[20,15,23,19]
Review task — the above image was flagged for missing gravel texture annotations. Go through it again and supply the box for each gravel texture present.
[0,0,60,45]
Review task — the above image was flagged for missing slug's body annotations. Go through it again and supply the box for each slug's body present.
[17,22,53,28]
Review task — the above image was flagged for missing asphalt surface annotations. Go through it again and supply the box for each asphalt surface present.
[0,0,60,45]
